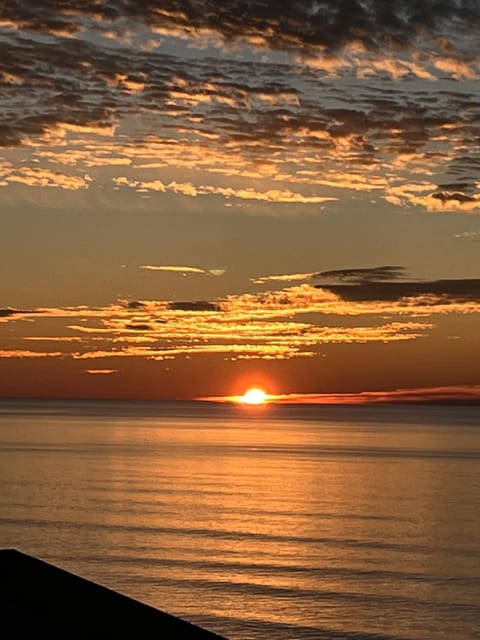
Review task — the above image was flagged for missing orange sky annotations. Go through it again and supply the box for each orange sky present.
[1,1,480,401]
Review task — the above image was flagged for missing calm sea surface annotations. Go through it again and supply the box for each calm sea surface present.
[0,400,479,639]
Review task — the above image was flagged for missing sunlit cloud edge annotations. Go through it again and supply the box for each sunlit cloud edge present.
[197,385,480,405]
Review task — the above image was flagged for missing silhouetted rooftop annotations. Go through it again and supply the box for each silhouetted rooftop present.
[0,549,227,638]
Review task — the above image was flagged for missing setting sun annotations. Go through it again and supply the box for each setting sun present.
[240,388,268,405]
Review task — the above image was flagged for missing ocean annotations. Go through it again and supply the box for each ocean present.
[0,399,479,639]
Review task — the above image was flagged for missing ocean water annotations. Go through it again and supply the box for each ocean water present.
[0,399,479,640]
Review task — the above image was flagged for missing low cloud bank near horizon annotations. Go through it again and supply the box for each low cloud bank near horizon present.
[201,384,480,405]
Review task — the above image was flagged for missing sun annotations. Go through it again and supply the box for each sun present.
[240,387,268,405]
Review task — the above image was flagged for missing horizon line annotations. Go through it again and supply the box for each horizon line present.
[2,384,480,406]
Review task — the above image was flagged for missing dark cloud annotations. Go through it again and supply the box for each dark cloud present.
[316,272,480,302]
[317,265,405,283]
[1,30,478,192]
[125,323,152,331]
[0,36,122,146]
[2,1,478,56]
[432,191,478,204]
[431,174,480,207]
[0,307,38,317]
[0,34,305,149]
[169,301,220,312]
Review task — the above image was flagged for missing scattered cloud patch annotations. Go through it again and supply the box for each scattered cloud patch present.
[2,1,478,59]
[0,2,478,213]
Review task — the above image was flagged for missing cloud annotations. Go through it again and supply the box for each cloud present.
[24,336,85,343]
[433,58,478,80]
[0,3,478,215]
[315,272,480,303]
[141,265,225,276]
[68,318,429,362]
[117,179,336,205]
[317,265,406,283]
[141,265,207,274]
[2,1,478,58]
[4,266,480,364]
[252,272,319,284]
[0,307,41,323]
[6,167,91,190]
[202,186,336,204]
[386,182,480,213]
[83,369,118,375]
[168,301,220,312]
[454,231,480,241]
[0,307,36,317]
[0,349,63,358]
[209,385,480,405]
[124,323,153,332]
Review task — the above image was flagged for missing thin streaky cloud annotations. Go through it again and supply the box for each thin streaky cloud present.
[454,231,480,241]
[0,349,63,358]
[270,385,480,405]
[252,272,318,284]
[141,265,208,275]
[0,307,40,320]
[140,265,226,276]
[24,336,85,343]
[202,385,480,405]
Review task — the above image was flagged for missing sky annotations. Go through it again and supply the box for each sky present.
[1,0,480,402]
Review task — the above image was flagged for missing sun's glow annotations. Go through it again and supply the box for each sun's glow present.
[240,387,268,404]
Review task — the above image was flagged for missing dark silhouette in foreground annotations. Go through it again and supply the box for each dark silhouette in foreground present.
[0,549,226,638]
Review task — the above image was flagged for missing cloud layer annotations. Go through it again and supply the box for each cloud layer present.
[2,267,480,363]
[221,385,480,405]
[2,1,479,56]
[0,1,479,212]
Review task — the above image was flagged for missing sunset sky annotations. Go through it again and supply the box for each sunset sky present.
[1,1,480,401]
